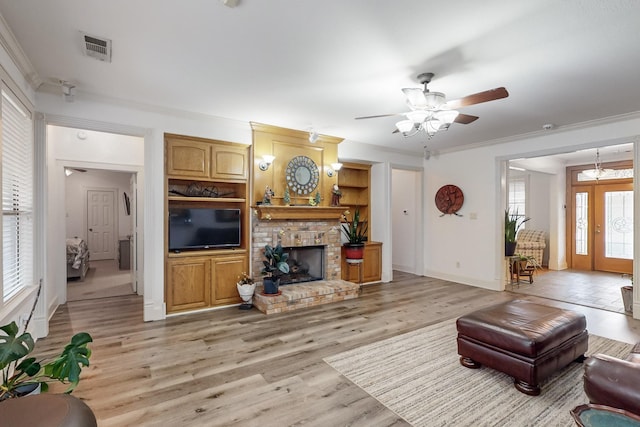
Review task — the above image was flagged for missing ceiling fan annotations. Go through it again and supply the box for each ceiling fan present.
[355,72,509,138]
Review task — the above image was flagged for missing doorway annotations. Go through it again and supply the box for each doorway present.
[391,168,422,275]
[64,168,137,301]
[568,160,633,274]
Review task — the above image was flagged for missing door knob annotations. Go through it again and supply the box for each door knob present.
[89,228,93,231]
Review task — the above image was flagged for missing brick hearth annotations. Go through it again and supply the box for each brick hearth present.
[253,280,360,315]
[251,206,360,314]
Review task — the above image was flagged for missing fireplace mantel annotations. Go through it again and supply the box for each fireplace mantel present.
[253,205,347,220]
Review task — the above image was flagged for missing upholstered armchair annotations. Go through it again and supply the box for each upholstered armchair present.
[515,229,546,267]
[583,342,640,416]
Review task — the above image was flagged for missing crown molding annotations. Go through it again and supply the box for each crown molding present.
[0,12,41,89]
[438,111,640,155]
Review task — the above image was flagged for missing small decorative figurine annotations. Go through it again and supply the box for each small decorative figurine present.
[283,186,291,206]
[314,191,321,205]
[263,185,274,205]
[331,183,342,206]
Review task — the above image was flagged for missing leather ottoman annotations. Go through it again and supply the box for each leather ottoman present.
[456,299,588,395]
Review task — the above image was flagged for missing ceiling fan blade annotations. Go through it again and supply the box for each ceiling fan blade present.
[355,113,401,120]
[446,87,509,110]
[454,113,479,124]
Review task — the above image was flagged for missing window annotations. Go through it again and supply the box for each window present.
[508,175,527,229]
[1,87,33,303]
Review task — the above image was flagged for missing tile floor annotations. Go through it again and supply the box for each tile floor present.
[509,268,632,315]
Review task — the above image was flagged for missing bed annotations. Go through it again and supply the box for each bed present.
[66,237,90,281]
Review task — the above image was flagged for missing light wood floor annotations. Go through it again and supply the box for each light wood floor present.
[36,272,640,427]
[67,259,134,301]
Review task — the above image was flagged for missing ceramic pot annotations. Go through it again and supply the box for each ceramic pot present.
[263,277,280,294]
[505,241,517,256]
[344,243,365,260]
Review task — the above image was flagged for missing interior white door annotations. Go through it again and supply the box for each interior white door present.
[87,189,116,260]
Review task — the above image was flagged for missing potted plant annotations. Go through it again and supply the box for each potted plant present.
[341,207,368,259]
[261,243,290,294]
[0,321,92,400]
[236,272,256,310]
[505,208,530,256]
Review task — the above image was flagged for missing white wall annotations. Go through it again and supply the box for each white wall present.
[424,114,640,296]
[65,169,133,240]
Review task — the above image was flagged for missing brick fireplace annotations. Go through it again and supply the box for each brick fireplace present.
[251,205,360,314]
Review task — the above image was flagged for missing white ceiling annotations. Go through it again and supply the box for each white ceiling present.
[0,0,639,156]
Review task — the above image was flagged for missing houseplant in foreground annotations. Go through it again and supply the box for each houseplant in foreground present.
[261,243,290,294]
[0,321,92,400]
[504,208,530,256]
[341,207,368,259]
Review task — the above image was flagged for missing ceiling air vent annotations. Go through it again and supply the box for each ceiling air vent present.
[80,32,112,63]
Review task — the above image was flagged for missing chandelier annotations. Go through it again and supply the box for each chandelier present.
[394,95,459,138]
[582,149,612,180]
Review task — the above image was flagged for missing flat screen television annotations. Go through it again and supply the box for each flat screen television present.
[169,207,241,251]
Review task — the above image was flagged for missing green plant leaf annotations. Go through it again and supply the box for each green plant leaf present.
[15,357,40,377]
[43,332,92,392]
[0,321,35,371]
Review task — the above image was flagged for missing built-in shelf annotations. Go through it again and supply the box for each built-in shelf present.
[253,205,348,220]
[168,196,246,203]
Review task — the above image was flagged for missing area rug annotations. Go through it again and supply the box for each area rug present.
[324,320,632,427]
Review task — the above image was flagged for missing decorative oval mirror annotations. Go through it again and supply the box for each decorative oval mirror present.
[285,156,320,195]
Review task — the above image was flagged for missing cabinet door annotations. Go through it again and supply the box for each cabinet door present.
[211,254,246,305]
[166,257,211,313]
[340,242,382,283]
[211,145,248,180]
[167,139,211,179]
[363,242,382,283]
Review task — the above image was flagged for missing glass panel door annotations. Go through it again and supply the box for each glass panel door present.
[594,183,633,274]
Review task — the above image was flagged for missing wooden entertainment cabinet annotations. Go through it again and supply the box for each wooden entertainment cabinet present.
[164,134,250,314]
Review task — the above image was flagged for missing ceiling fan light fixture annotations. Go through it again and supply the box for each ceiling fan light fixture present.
[406,110,430,123]
[434,109,459,125]
[425,119,443,136]
[396,119,415,133]
[423,92,446,110]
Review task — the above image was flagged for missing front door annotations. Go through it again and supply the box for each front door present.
[87,189,116,260]
[568,160,633,274]
[594,183,633,273]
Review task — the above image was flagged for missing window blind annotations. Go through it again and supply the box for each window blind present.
[2,88,33,302]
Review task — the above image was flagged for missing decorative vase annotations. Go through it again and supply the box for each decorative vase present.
[236,282,256,310]
[344,243,365,260]
[505,241,517,256]
[263,277,280,294]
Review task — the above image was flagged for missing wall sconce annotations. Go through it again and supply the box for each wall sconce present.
[326,162,343,177]
[309,130,319,144]
[259,155,275,171]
